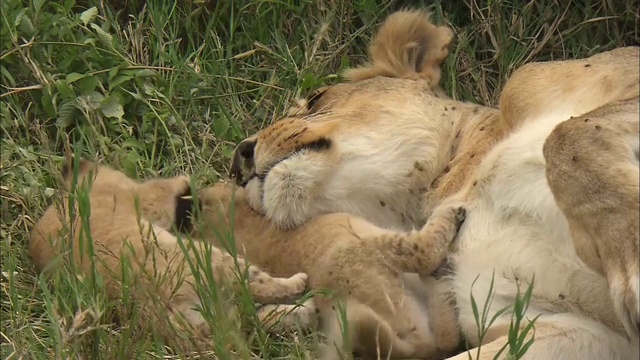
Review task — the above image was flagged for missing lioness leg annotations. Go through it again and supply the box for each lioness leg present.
[445,313,638,360]
[543,98,639,338]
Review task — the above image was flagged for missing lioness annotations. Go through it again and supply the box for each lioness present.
[230,9,639,360]
[29,159,308,340]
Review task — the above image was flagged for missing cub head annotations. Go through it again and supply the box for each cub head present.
[62,157,193,231]
[230,10,454,229]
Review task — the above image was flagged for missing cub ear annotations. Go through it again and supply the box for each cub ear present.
[174,185,197,234]
[344,9,453,88]
[61,155,95,182]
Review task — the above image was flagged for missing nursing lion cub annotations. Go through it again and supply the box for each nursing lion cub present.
[29,159,308,340]
[231,8,639,360]
[185,181,466,359]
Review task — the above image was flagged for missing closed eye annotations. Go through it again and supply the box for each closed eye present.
[306,86,330,112]
[256,137,333,181]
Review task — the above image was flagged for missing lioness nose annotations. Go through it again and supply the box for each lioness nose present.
[230,139,256,185]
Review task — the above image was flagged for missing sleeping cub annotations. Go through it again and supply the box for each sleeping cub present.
[182,182,466,359]
[29,159,308,342]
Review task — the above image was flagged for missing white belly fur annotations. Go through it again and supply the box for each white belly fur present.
[449,108,619,344]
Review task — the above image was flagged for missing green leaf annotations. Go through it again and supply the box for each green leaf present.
[40,85,57,118]
[121,138,143,151]
[1,66,16,87]
[80,6,98,26]
[108,75,132,91]
[121,151,140,176]
[85,91,105,110]
[213,115,230,138]
[16,12,35,37]
[300,72,319,92]
[57,101,77,128]
[90,23,113,47]
[76,76,99,95]
[134,69,157,78]
[55,80,75,99]
[64,0,76,12]
[100,94,124,121]
[66,72,85,84]
[33,0,46,15]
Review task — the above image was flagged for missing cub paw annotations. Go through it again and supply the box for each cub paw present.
[427,201,467,251]
[452,206,467,232]
[283,272,309,298]
[434,201,467,232]
[250,272,308,304]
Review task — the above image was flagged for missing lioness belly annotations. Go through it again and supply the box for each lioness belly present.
[447,114,620,344]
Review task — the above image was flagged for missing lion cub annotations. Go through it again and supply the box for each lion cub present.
[183,182,466,359]
[29,159,308,341]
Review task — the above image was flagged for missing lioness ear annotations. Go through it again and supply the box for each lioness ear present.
[344,9,453,88]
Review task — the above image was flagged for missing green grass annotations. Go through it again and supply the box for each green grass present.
[1,0,637,358]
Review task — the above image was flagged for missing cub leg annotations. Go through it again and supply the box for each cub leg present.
[134,177,309,335]
[135,175,309,306]
[370,202,467,275]
[318,202,466,359]
[317,297,417,360]
[543,98,639,338]
[155,235,308,337]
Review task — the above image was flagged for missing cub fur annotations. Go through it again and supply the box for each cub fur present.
[29,159,308,341]
[231,8,639,360]
[183,181,466,359]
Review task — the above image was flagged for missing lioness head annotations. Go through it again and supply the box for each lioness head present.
[230,10,462,230]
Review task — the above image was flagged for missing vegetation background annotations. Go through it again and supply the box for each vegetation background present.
[1,0,638,358]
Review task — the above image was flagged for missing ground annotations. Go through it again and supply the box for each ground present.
[0,0,637,359]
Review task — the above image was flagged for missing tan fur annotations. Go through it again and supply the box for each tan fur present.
[543,98,640,338]
[344,9,453,93]
[29,160,308,342]
[229,9,639,360]
[499,46,640,131]
[231,15,504,231]
[191,182,466,359]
